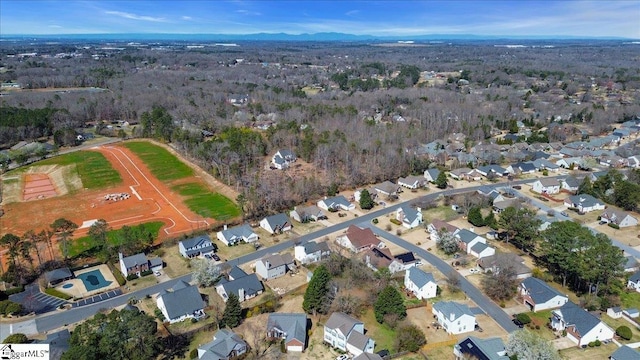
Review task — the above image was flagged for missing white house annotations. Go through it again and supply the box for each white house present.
[197,329,248,360]
[520,277,569,312]
[290,205,326,223]
[427,220,459,242]
[610,346,640,360]
[469,242,496,259]
[627,271,640,293]
[397,175,426,189]
[532,178,561,195]
[600,209,638,228]
[395,205,423,229]
[432,301,476,335]
[561,177,581,193]
[550,302,614,347]
[259,213,292,234]
[216,224,259,246]
[215,266,264,303]
[157,281,205,324]
[455,229,486,254]
[294,241,330,264]
[266,313,308,352]
[564,194,606,213]
[178,235,215,258]
[255,253,294,280]
[317,195,355,211]
[424,168,441,183]
[271,149,297,169]
[336,225,384,253]
[404,267,437,300]
[324,312,375,357]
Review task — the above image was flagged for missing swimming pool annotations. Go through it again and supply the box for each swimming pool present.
[76,269,112,292]
[62,283,73,289]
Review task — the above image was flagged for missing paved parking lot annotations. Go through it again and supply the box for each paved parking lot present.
[73,289,122,307]
[9,284,68,314]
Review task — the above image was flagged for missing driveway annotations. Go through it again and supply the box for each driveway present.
[551,336,576,350]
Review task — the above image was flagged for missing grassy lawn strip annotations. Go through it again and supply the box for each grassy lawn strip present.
[620,291,640,310]
[44,288,72,300]
[522,310,556,340]
[173,183,240,219]
[67,222,164,258]
[123,141,193,181]
[35,151,121,189]
[361,308,396,351]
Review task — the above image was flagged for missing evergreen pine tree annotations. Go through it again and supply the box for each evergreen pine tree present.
[359,189,375,210]
[435,171,448,189]
[221,293,242,328]
[374,285,406,324]
[303,265,332,315]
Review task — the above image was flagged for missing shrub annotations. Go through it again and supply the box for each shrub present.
[516,313,532,325]
[126,274,139,281]
[588,341,595,347]
[2,333,28,344]
[44,288,72,300]
[109,264,126,286]
[608,223,620,229]
[616,325,632,340]
[390,218,402,226]
[372,218,379,224]
[594,340,601,346]
[4,287,24,296]
[396,229,402,236]
[189,349,198,359]
[190,317,198,323]
[385,224,392,231]
[140,270,153,277]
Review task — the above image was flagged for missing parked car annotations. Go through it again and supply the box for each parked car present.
[336,355,349,360]
[512,317,524,328]
[154,271,161,276]
[212,254,221,261]
[561,211,569,217]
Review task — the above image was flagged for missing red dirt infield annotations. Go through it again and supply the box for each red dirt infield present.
[1,144,220,263]
[22,174,58,201]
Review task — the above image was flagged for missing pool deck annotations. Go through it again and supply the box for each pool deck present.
[54,264,120,299]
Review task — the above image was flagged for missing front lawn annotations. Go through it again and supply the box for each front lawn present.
[620,290,640,310]
[173,183,240,219]
[67,221,164,258]
[360,307,396,352]
[559,342,617,360]
[123,141,193,181]
[37,151,122,189]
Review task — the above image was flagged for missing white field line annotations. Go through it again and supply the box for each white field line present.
[129,186,142,200]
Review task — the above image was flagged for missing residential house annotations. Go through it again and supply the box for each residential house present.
[477,253,531,279]
[610,345,640,360]
[266,313,308,352]
[506,162,536,175]
[455,229,486,254]
[607,306,623,319]
[179,235,216,258]
[624,308,640,319]
[395,205,423,229]
[564,194,606,213]
[623,256,639,273]
[453,336,509,360]
[157,281,205,324]
[477,165,508,178]
[290,205,326,223]
[216,224,259,246]
[294,241,331,264]
[197,329,248,360]
[520,277,569,312]
[469,242,496,259]
[392,252,421,272]
[336,225,384,253]
[427,220,459,242]
[324,312,375,356]
[397,175,427,189]
[404,267,437,300]
[118,252,162,277]
[550,302,614,347]
[34,328,70,360]
[215,267,264,302]
[255,253,295,280]
[561,177,581,193]
[374,181,402,198]
[424,168,441,183]
[271,149,297,169]
[450,167,483,181]
[44,267,73,287]
[317,195,355,211]
[260,213,292,234]
[354,188,378,203]
[556,157,583,169]
[627,155,640,168]
[627,270,640,293]
[432,301,476,335]
[362,247,419,273]
[600,209,639,228]
[492,199,518,213]
[532,178,561,194]
[532,158,560,172]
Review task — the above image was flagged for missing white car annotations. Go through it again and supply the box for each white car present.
[336,355,349,360]
[469,268,480,274]
[154,271,161,276]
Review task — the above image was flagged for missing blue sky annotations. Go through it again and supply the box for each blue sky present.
[1,1,639,38]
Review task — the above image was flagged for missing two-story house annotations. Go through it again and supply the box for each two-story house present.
[600,209,639,228]
[178,235,216,258]
[520,277,569,312]
[532,178,561,195]
[395,206,423,229]
[294,241,331,264]
[336,225,385,253]
[324,312,375,357]
[216,266,264,302]
[432,301,476,335]
[271,149,297,169]
[119,252,163,277]
[216,224,259,246]
[404,267,437,300]
[551,302,614,347]
[266,313,308,352]
[255,253,295,280]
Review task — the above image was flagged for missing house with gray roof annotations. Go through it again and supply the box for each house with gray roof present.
[561,176,581,193]
[119,252,150,277]
[469,242,495,259]
[506,162,536,175]
[197,329,248,360]
[290,205,326,223]
[267,313,308,352]
[627,270,640,293]
[44,267,73,286]
[600,209,638,228]
[179,235,216,258]
[551,302,614,347]
[424,168,441,183]
[271,149,297,169]
[324,312,375,357]
[395,205,423,229]
[404,267,437,300]
[259,213,292,234]
[216,267,264,302]
[157,281,205,323]
[354,353,383,360]
[432,301,476,335]
[398,175,426,189]
[564,194,606,213]
[294,241,330,264]
[477,253,531,279]
[374,181,402,198]
[623,256,639,273]
[532,178,561,194]
[455,229,486,254]
[477,165,508,178]
[610,345,640,360]
[520,277,569,312]
[532,158,559,172]
[216,224,259,246]
[255,253,294,280]
[317,195,355,211]
[454,336,508,360]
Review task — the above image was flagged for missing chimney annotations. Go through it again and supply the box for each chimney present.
[119,252,124,261]
[224,224,228,231]
[416,207,422,213]
[450,313,455,321]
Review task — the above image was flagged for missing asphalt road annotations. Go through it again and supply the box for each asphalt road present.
[364,224,519,333]
[0,175,561,340]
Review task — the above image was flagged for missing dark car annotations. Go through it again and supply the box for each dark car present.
[212,254,221,261]
[512,318,524,328]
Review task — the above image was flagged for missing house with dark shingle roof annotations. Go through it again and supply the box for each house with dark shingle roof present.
[600,209,638,228]
[266,313,308,352]
[216,224,259,246]
[271,149,297,169]
[627,270,640,293]
[424,168,441,183]
[317,195,355,211]
[44,267,73,286]
[290,205,326,223]
[520,277,569,312]
[455,229,486,254]
[395,205,423,229]
[337,225,384,253]
[453,336,509,360]
[432,301,476,335]
[294,241,330,264]
[215,267,264,302]
[255,253,294,280]
[404,267,437,300]
[197,329,248,360]
[561,176,581,193]
[157,281,205,323]
[551,302,614,347]
[610,345,640,360]
[179,235,216,258]
[259,213,292,234]
[564,194,606,213]
[119,252,149,277]
[324,312,375,357]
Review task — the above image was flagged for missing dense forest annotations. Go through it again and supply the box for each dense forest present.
[1,40,639,216]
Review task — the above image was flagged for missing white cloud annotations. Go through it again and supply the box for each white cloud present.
[236,9,262,16]
[181,16,192,20]
[345,10,359,17]
[105,11,166,22]
[48,25,63,28]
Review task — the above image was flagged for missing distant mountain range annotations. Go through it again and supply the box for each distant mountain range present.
[2,32,635,42]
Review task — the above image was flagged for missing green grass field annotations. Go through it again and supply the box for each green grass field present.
[172,183,240,219]
[123,141,193,181]
[30,151,121,189]
[66,221,164,258]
